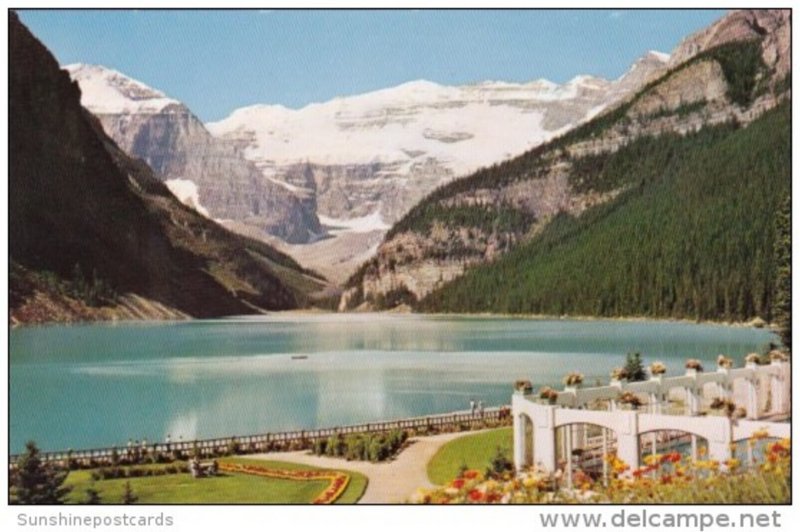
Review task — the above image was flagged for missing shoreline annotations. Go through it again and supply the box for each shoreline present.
[286,307,776,331]
[10,308,777,332]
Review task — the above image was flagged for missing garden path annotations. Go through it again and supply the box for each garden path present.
[249,429,493,503]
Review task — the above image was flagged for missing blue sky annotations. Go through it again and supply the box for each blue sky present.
[18,9,727,122]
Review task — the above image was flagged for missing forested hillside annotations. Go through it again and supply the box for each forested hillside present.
[341,9,791,325]
[419,103,790,321]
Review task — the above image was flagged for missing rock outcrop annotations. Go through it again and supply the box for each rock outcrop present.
[669,9,790,79]
[9,12,325,323]
[67,64,322,243]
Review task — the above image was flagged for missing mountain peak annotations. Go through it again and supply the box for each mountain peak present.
[668,9,790,76]
[64,62,181,114]
[646,50,671,63]
[394,79,443,91]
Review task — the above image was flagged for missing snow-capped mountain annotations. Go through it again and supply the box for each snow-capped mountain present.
[66,63,180,114]
[207,50,669,225]
[66,64,322,243]
[67,51,668,282]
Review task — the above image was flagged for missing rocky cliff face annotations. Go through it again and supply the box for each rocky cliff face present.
[342,8,791,311]
[209,61,671,221]
[9,13,325,323]
[669,9,790,79]
[207,52,669,278]
[66,64,322,243]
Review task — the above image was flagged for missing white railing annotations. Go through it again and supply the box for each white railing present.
[512,359,790,483]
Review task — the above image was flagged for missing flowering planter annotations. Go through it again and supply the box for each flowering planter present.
[514,380,533,395]
[769,350,788,364]
[218,462,350,504]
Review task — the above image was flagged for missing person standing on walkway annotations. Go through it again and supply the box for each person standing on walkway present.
[477,400,484,417]
[469,399,476,415]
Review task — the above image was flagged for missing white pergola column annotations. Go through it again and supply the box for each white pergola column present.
[533,406,557,473]
[602,428,609,486]
[565,426,573,489]
[513,412,526,471]
[769,361,789,415]
[745,373,759,420]
[685,380,700,416]
[717,368,731,400]
[615,411,640,474]
[708,418,732,468]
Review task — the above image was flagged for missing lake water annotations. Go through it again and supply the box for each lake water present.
[10,314,776,453]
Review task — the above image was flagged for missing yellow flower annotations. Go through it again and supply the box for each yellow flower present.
[522,477,538,488]
[644,454,662,466]
[725,458,741,470]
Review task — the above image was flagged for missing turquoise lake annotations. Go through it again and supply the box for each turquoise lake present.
[9,314,776,453]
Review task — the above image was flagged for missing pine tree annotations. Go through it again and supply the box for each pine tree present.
[773,194,791,351]
[624,352,647,382]
[83,485,102,505]
[122,481,138,504]
[11,441,71,504]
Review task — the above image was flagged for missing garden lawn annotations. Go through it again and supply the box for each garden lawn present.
[427,428,512,485]
[64,459,367,504]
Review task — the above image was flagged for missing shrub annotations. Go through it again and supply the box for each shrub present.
[314,430,408,462]
[226,438,240,456]
[486,446,514,478]
[624,352,647,382]
[83,486,102,505]
[313,438,327,456]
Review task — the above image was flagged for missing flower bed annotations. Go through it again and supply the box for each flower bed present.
[218,462,350,504]
[411,438,790,504]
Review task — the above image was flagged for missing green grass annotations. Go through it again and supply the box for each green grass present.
[64,459,367,504]
[426,428,512,486]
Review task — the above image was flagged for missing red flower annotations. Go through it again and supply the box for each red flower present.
[464,470,480,479]
[769,442,788,456]
[451,478,465,489]
[468,489,483,502]
[663,451,681,464]
[485,492,502,502]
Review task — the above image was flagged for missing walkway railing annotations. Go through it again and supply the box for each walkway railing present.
[512,358,790,482]
[9,407,509,466]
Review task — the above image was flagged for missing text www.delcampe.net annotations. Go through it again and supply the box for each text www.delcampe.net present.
[539,509,782,531]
